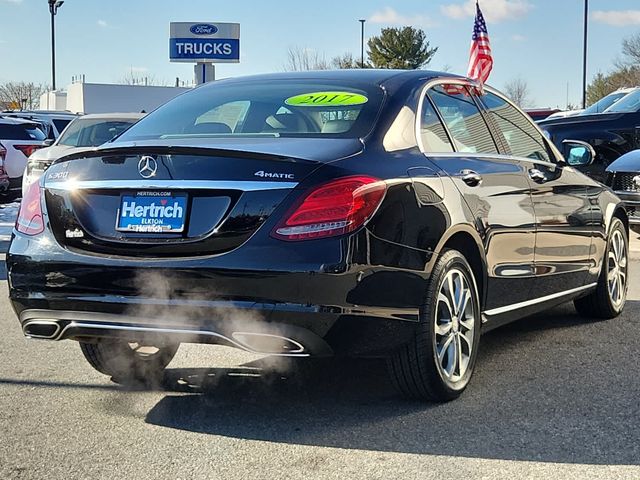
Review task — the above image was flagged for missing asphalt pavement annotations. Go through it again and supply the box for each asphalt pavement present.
[1,204,640,479]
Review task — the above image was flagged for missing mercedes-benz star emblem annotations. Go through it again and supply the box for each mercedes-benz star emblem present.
[138,156,158,179]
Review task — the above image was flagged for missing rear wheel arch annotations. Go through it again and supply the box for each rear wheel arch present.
[435,229,487,310]
[613,207,629,234]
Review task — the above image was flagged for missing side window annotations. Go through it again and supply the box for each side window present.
[427,84,499,154]
[479,92,551,162]
[420,97,454,152]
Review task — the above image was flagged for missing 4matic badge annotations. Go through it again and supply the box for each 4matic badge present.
[254,170,294,179]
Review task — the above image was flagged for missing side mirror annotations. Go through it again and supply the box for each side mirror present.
[43,139,54,147]
[562,139,595,167]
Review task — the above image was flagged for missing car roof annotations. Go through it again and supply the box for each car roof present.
[2,110,77,117]
[209,69,464,90]
[0,116,43,126]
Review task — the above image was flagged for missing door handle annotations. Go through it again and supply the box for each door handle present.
[528,168,547,183]
[460,169,482,187]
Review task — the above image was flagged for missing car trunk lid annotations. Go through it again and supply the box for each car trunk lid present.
[42,139,362,257]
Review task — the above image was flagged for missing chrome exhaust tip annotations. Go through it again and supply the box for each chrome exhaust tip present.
[23,320,61,340]
[231,332,305,354]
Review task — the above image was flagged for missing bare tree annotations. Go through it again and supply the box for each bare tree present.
[119,69,167,86]
[284,47,330,71]
[503,77,531,107]
[0,82,47,110]
[331,52,372,69]
[621,32,640,66]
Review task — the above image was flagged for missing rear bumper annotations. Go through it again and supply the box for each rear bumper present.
[8,230,427,357]
[19,309,333,357]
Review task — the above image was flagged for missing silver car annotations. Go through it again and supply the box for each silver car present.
[23,113,145,194]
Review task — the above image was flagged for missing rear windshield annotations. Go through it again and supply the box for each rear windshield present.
[58,118,138,147]
[605,89,640,113]
[0,123,46,141]
[116,80,384,141]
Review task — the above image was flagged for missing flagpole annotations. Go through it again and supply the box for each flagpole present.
[582,0,588,108]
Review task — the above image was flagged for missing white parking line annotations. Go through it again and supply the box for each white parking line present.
[0,223,14,227]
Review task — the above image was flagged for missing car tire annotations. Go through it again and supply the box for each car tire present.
[574,217,628,320]
[388,249,481,402]
[79,340,179,385]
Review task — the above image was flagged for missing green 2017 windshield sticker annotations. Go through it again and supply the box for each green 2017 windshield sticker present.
[285,91,368,107]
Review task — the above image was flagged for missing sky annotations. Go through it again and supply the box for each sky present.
[1,0,640,108]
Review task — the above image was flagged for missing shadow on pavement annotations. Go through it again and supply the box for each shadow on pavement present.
[0,378,123,391]
[144,302,640,466]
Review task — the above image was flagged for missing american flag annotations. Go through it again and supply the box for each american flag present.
[467,2,493,85]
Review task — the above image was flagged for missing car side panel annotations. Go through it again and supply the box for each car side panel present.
[423,154,537,311]
[519,162,594,295]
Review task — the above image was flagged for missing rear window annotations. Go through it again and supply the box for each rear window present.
[58,119,138,147]
[117,80,384,141]
[0,123,46,141]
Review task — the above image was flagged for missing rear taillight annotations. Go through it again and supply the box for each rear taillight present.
[16,180,44,235]
[272,175,386,241]
[0,142,5,162]
[13,144,42,157]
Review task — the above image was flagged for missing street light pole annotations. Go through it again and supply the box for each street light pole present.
[582,0,588,109]
[359,19,366,68]
[48,0,64,91]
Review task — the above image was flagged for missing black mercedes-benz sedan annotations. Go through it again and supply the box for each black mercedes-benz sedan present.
[7,70,629,402]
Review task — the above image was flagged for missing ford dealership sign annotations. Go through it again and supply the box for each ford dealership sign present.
[169,22,240,63]
[190,24,218,35]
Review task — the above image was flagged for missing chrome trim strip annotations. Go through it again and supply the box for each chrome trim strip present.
[44,180,298,191]
[483,283,597,317]
[54,322,310,357]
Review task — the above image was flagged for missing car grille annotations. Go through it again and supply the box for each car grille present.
[611,172,639,192]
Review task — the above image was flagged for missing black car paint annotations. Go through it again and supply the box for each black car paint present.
[7,70,625,357]
[539,111,640,183]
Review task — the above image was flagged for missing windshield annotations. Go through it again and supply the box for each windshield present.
[604,89,640,113]
[583,91,630,115]
[57,118,139,147]
[116,80,384,142]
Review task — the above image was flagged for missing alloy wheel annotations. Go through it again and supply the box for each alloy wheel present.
[434,268,476,383]
[607,229,627,308]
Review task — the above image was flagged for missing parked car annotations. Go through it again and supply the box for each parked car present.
[23,113,145,194]
[0,116,46,196]
[1,110,78,141]
[581,87,638,115]
[605,149,640,234]
[8,70,628,402]
[524,108,561,122]
[544,88,637,121]
[0,143,11,194]
[539,87,640,183]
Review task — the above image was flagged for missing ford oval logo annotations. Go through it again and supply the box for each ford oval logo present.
[190,24,218,35]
